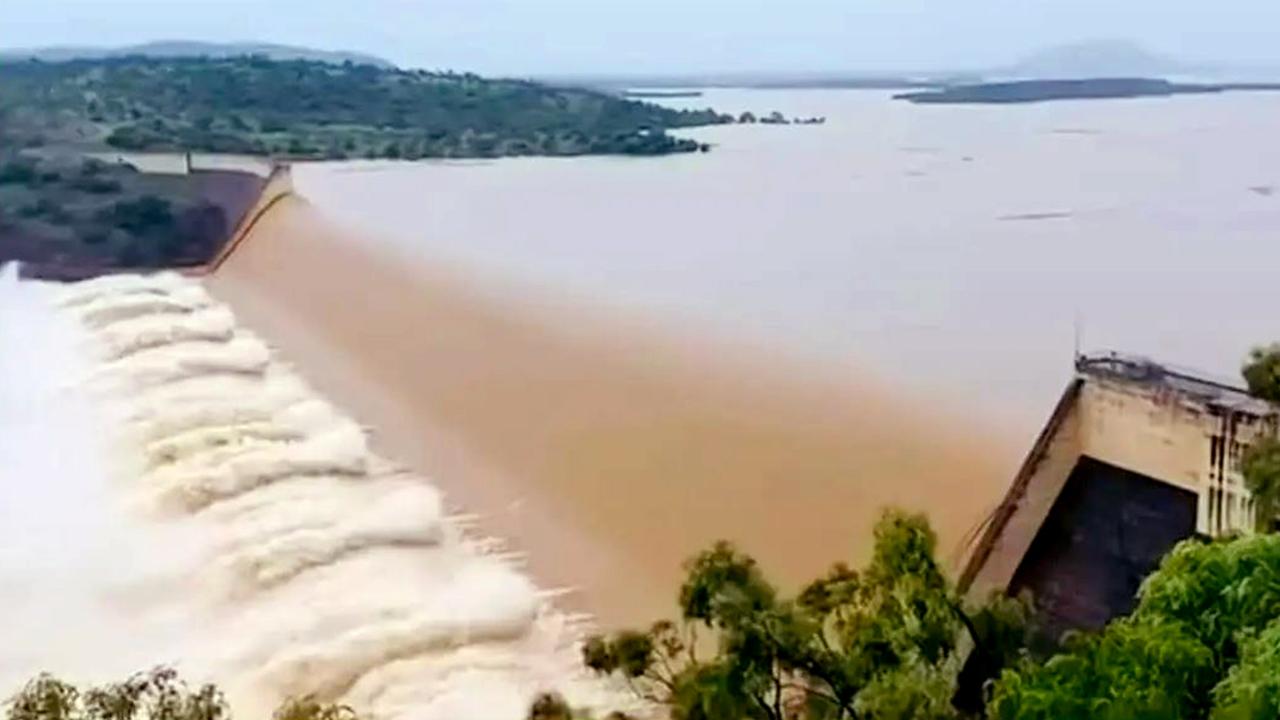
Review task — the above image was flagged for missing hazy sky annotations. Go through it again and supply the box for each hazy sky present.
[4,0,1280,75]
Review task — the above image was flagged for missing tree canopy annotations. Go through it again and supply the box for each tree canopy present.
[1242,345,1280,403]
[990,534,1280,719]
[1244,435,1280,532]
[582,509,1031,720]
[4,669,356,720]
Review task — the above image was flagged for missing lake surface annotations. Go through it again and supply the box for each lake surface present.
[294,88,1280,438]
[202,88,1280,626]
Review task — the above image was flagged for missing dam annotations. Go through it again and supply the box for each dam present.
[961,352,1279,640]
[0,267,619,720]
[0,182,1014,719]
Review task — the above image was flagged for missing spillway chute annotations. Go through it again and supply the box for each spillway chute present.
[10,270,623,720]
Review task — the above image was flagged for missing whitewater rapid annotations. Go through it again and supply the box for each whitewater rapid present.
[0,268,620,719]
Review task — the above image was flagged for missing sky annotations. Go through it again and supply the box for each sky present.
[4,0,1280,76]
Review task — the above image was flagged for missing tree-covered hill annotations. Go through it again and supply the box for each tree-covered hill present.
[0,40,395,68]
[0,56,733,159]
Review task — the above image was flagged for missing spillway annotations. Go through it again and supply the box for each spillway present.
[205,195,1015,627]
[0,187,1015,720]
[0,266,621,720]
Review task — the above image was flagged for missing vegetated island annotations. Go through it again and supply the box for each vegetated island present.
[896,77,1280,104]
[0,55,736,160]
[622,90,705,99]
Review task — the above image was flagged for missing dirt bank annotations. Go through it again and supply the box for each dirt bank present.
[205,196,1017,627]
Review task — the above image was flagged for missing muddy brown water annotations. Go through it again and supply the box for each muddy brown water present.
[206,196,1014,627]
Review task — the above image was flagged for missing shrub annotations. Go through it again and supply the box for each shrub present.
[102,195,174,234]
[71,176,124,194]
[0,160,38,185]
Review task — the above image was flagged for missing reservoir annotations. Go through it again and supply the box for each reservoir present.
[209,87,1280,626]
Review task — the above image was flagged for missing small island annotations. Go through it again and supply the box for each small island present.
[622,90,705,99]
[895,77,1280,104]
[735,111,827,125]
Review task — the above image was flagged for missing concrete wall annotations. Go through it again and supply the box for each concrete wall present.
[86,152,275,178]
[966,371,1277,600]
[1079,378,1272,535]
[966,382,1084,593]
[1007,457,1198,639]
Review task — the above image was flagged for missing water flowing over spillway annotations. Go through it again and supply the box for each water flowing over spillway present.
[0,267,619,720]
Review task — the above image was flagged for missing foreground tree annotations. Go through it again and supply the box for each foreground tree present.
[5,669,353,720]
[1243,345,1280,403]
[582,509,1031,720]
[1209,618,1280,720]
[1243,434,1280,532]
[989,533,1280,719]
[987,619,1215,720]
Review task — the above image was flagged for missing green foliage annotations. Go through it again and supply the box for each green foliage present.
[1243,345,1280,402]
[0,56,732,159]
[854,661,960,720]
[1133,534,1280,668]
[18,198,68,222]
[270,698,357,720]
[990,533,1280,718]
[583,509,1023,720]
[0,160,39,185]
[69,176,124,194]
[1243,435,1280,531]
[5,670,355,720]
[987,619,1216,720]
[99,195,174,235]
[7,676,79,720]
[1211,618,1280,720]
[7,668,229,720]
[526,693,573,720]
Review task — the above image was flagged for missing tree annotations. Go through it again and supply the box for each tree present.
[1210,618,1280,720]
[0,160,38,186]
[1243,345,1280,402]
[1243,435,1280,532]
[582,509,1029,720]
[987,619,1215,720]
[271,698,358,720]
[526,694,573,720]
[8,668,228,720]
[1133,534,1280,668]
[7,676,79,720]
[5,670,355,720]
[989,533,1280,719]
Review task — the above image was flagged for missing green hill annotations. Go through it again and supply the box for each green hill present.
[0,56,732,159]
[0,40,394,68]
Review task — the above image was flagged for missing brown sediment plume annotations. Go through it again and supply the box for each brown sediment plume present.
[206,196,1016,627]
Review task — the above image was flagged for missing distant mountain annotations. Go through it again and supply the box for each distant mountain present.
[1001,40,1192,79]
[0,41,394,68]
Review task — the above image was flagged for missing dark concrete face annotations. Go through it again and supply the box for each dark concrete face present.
[1009,456,1198,643]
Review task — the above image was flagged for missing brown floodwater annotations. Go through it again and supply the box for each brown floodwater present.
[206,195,1014,626]
[206,86,1280,627]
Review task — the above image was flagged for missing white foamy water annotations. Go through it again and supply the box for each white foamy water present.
[0,268,618,719]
